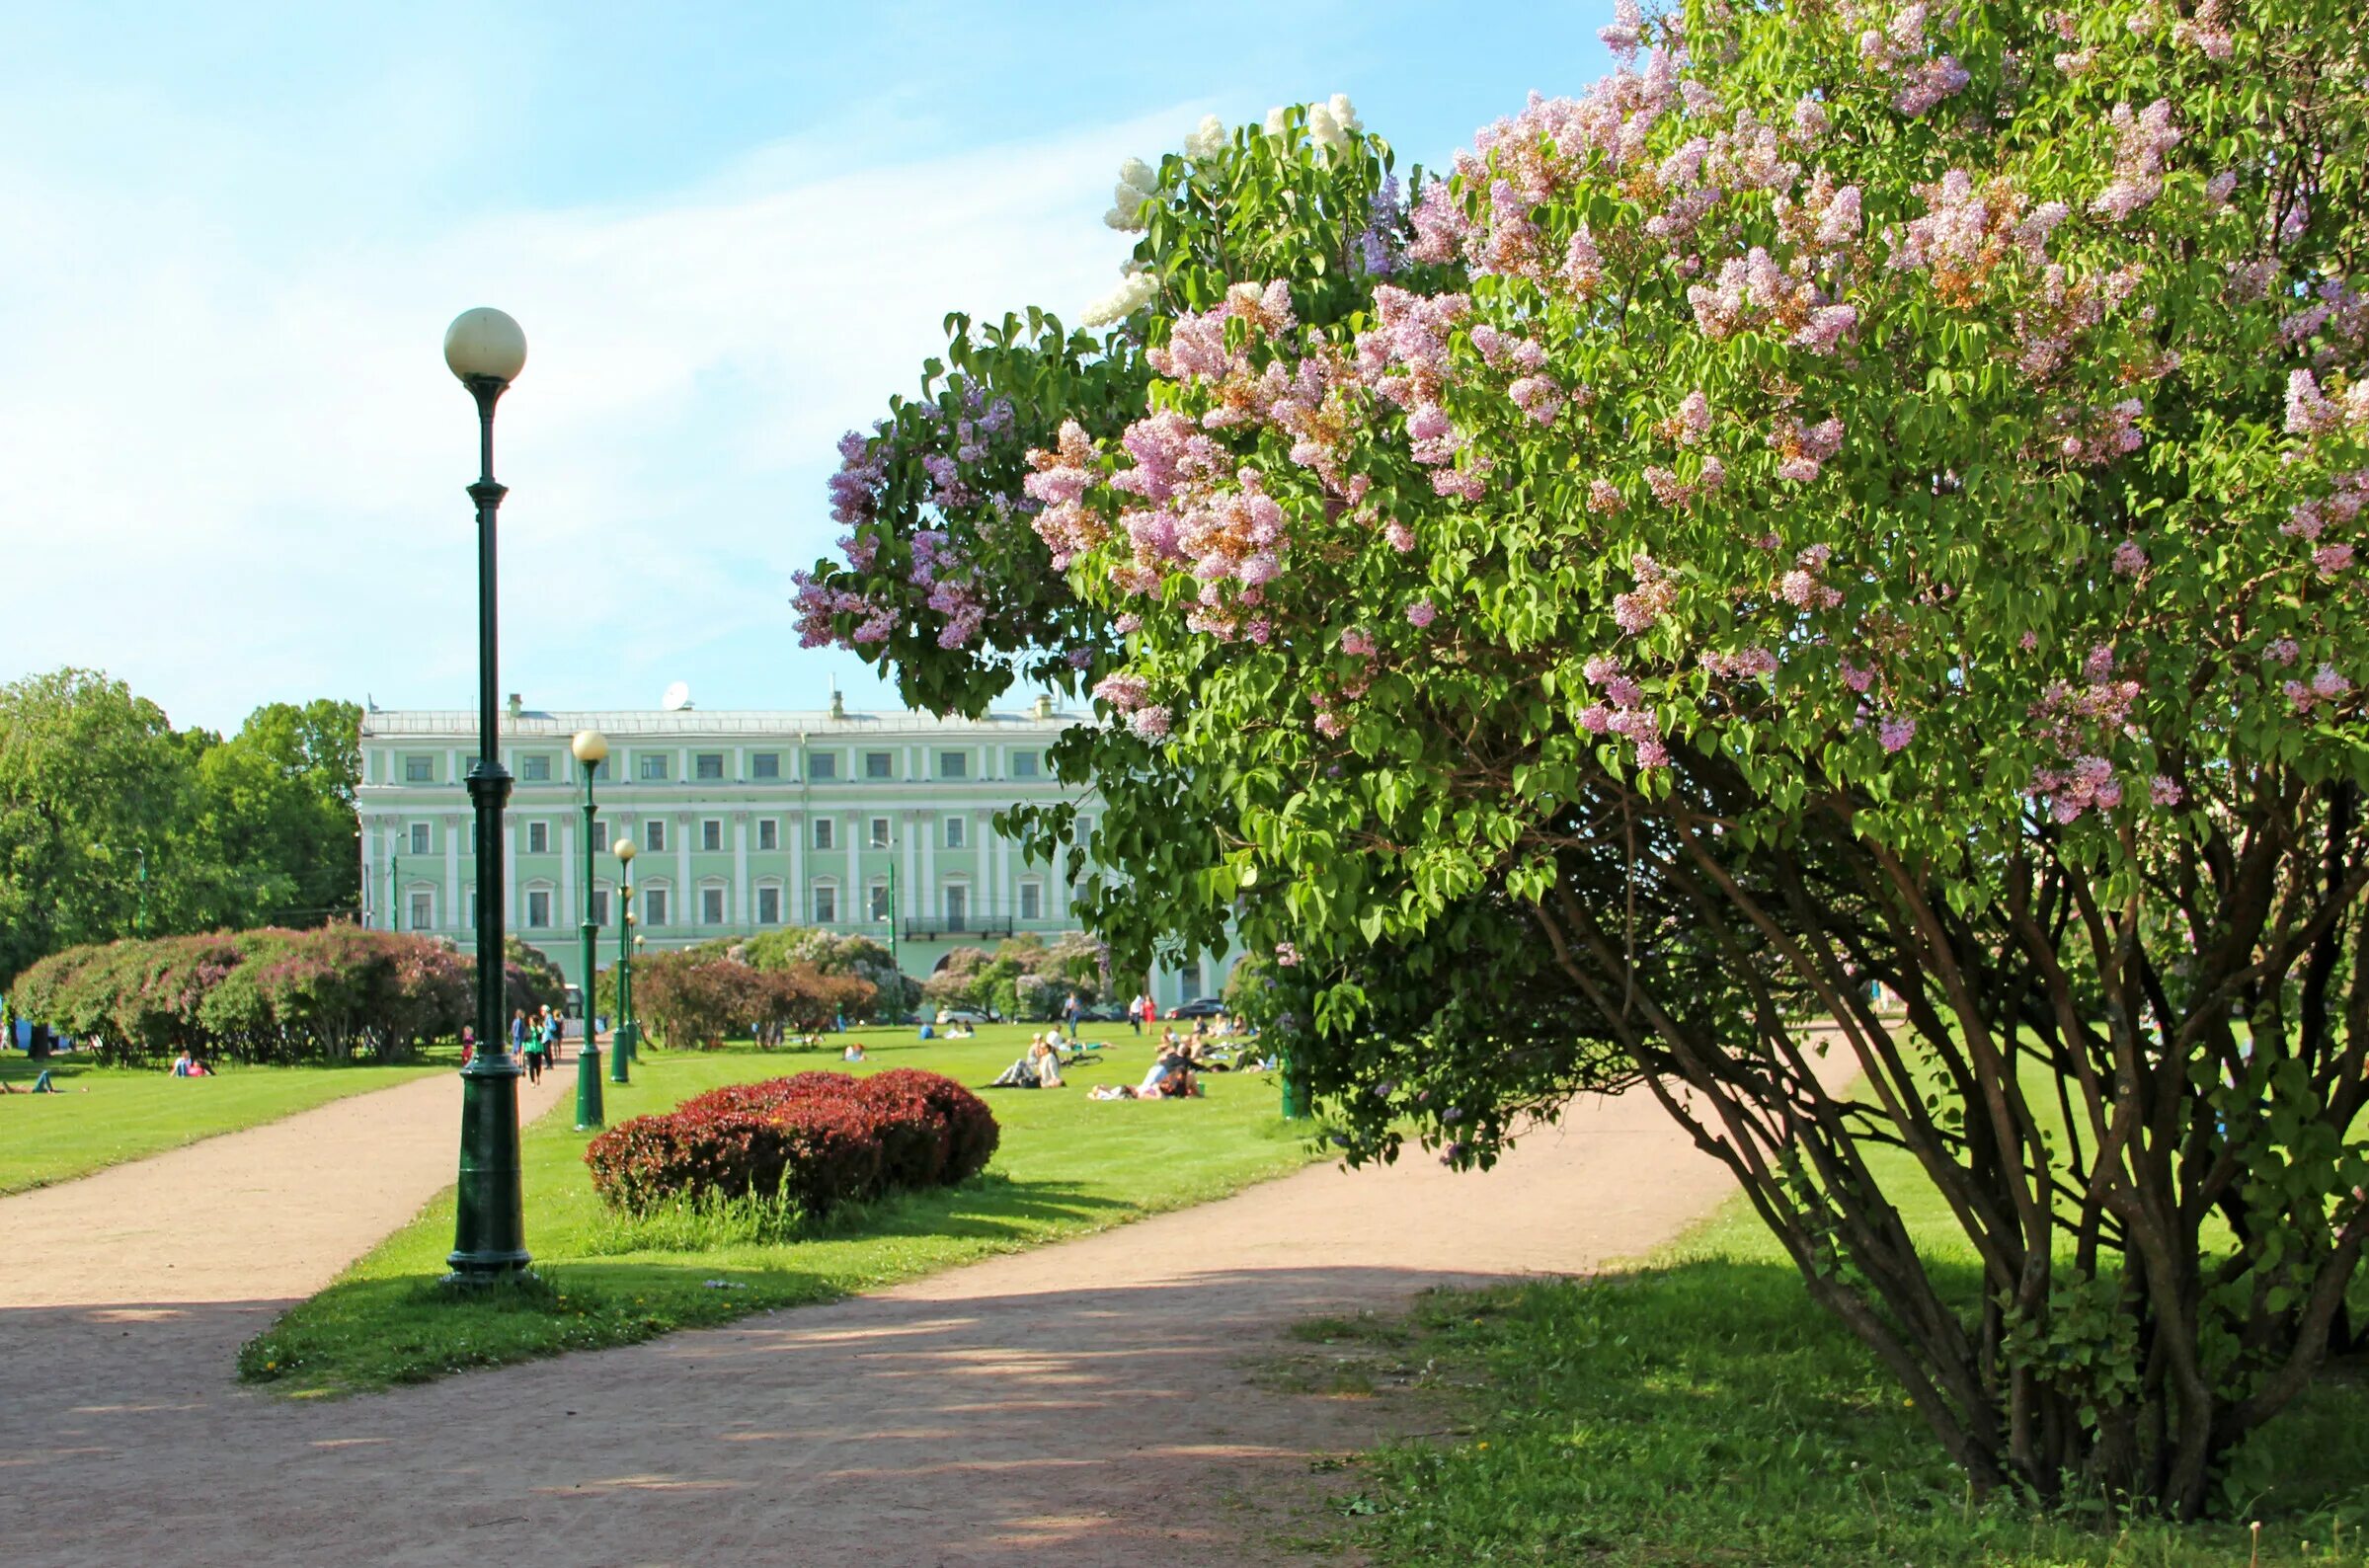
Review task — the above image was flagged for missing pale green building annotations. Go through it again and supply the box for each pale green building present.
[355,696,1236,1008]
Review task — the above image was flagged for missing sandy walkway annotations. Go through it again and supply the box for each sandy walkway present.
[4,1074,1753,1568]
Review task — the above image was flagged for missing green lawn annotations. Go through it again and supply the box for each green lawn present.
[0,1053,447,1196]
[240,1022,1311,1396]
[1339,1093,2369,1567]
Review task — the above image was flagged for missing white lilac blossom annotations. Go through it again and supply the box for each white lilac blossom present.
[1184,115,1227,159]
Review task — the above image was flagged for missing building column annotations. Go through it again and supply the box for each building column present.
[789,812,805,922]
[733,813,750,924]
[675,814,691,917]
[920,814,936,922]
[844,821,859,920]
[560,819,577,925]
[443,815,463,936]
[902,818,918,920]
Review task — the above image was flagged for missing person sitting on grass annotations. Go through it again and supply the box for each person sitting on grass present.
[4,1069,65,1093]
[1034,1037,1066,1089]
[842,1040,869,1062]
[171,1050,196,1077]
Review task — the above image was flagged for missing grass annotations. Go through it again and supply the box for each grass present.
[1337,1089,2369,1567]
[0,1051,447,1195]
[239,1021,1311,1396]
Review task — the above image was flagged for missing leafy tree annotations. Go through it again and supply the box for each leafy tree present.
[0,672,363,987]
[0,668,199,980]
[794,4,2369,1517]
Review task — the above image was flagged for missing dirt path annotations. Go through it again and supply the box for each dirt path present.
[4,1076,1752,1568]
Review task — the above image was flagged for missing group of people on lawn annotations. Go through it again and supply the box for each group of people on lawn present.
[987,1023,1260,1101]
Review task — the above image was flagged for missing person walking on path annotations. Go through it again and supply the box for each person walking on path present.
[522,1013,548,1086]
[1063,992,1081,1041]
[1131,991,1148,1036]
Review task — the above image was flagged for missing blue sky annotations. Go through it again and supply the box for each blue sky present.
[0,2,1615,733]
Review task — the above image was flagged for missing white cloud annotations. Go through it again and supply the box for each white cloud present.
[0,101,1192,730]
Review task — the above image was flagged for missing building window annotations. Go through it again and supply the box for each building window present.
[865,750,892,780]
[521,755,552,782]
[945,817,966,849]
[526,889,552,928]
[813,884,838,924]
[1019,882,1043,921]
[695,752,725,781]
[701,886,726,925]
[527,821,549,854]
[1180,961,1204,999]
[407,891,433,929]
[592,820,609,852]
[756,885,782,924]
[639,754,670,781]
[815,818,835,850]
[756,819,778,851]
[644,888,670,927]
[1012,750,1039,779]
[810,751,838,780]
[752,752,781,780]
[869,816,891,849]
[408,823,430,855]
[405,755,433,782]
[939,750,968,779]
[590,887,610,927]
[944,884,968,929]
[701,819,723,852]
[868,882,891,921]
[645,819,668,853]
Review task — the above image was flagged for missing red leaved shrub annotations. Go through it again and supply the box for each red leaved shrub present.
[864,1067,999,1185]
[585,1067,996,1218]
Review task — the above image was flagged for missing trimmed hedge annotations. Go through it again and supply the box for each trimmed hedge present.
[584,1068,998,1218]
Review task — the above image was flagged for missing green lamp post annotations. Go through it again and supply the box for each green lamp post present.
[571,729,609,1131]
[387,848,400,931]
[630,933,646,1057]
[441,304,532,1288]
[610,836,637,1083]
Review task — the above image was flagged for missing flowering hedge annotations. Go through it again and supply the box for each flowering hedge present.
[3,927,520,1064]
[583,1069,997,1217]
[792,0,2369,1519]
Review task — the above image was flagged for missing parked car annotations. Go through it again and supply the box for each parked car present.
[933,1007,993,1026]
[1165,997,1227,1020]
[1081,1001,1130,1023]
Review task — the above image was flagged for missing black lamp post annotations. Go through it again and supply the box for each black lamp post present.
[441,305,531,1287]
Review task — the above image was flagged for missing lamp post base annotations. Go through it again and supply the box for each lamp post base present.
[444,1050,531,1283]
[575,1041,605,1131]
[609,1022,635,1084]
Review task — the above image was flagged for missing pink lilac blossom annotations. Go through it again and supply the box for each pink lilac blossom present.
[1340,628,1377,658]
[1093,672,1151,712]
[1612,554,1677,635]
[2286,370,2339,435]
[1128,706,1172,740]
[1701,646,1779,679]
[2285,666,2353,713]
[1768,415,1846,482]
[2151,775,2184,807]
[2171,0,2233,56]
[1840,657,1876,693]
[2090,100,2181,222]
[1274,942,1303,967]
[2112,539,2148,575]
[1878,717,1916,752]
[2266,638,2300,666]
[1384,520,1416,553]
[1588,479,1627,514]
[1406,598,1438,628]
[2316,543,2355,578]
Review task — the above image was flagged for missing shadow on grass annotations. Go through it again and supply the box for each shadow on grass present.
[239,1174,1145,1398]
[1345,1256,2369,1568]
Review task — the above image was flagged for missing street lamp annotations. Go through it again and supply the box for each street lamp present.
[389,847,401,931]
[571,730,609,1131]
[441,305,531,1288]
[611,836,637,1083]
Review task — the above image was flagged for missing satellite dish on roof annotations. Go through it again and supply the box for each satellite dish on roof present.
[661,681,693,711]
